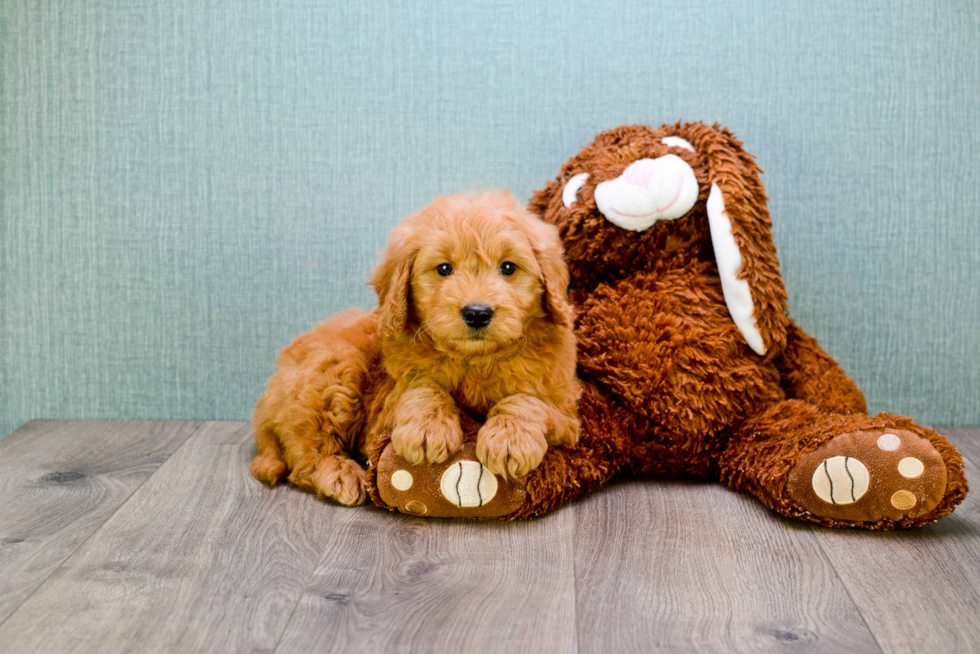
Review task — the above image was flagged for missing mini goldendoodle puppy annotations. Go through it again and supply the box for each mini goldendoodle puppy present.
[250,191,581,505]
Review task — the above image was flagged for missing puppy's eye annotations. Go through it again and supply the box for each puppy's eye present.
[562,172,589,208]
[500,262,517,276]
[436,263,453,276]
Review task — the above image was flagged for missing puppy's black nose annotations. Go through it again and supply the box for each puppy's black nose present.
[461,304,494,329]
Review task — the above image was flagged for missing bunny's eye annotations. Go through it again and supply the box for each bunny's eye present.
[562,172,590,208]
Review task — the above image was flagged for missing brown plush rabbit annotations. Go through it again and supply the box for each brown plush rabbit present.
[368,122,967,528]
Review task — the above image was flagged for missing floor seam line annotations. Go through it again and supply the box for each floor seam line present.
[271,522,339,653]
[807,524,887,654]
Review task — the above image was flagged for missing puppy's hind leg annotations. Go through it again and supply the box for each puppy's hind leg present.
[252,310,379,505]
[280,372,369,506]
[307,454,368,507]
[250,400,289,485]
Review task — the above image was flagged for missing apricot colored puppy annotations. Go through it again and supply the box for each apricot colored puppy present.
[251,191,580,504]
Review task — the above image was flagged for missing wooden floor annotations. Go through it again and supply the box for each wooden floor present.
[0,421,977,653]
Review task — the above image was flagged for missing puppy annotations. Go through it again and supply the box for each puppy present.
[251,191,581,505]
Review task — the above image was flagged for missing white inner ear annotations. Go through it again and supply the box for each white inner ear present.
[661,136,695,152]
[706,183,766,355]
[562,173,589,208]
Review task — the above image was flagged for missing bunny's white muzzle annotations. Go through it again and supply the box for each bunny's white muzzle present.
[593,154,699,231]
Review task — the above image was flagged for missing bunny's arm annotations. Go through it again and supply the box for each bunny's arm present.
[773,319,867,415]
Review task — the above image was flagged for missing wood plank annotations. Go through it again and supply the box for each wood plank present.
[574,478,882,653]
[276,504,578,653]
[0,421,343,653]
[813,427,980,654]
[0,420,201,624]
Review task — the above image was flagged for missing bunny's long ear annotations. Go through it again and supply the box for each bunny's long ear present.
[683,123,790,356]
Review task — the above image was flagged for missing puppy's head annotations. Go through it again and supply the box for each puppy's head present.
[372,191,572,357]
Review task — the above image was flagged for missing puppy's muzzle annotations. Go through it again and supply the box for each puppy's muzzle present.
[461,304,494,329]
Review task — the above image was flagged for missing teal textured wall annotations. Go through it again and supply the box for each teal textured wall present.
[2,0,979,438]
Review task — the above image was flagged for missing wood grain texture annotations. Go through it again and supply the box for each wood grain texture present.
[0,420,201,624]
[0,422,976,653]
[0,421,339,653]
[276,506,578,653]
[812,426,980,654]
[573,478,882,653]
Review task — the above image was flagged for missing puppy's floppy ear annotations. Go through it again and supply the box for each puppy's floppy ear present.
[682,122,790,356]
[371,219,418,339]
[522,210,574,327]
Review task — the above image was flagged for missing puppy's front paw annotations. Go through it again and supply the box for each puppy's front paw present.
[476,416,548,479]
[551,414,581,447]
[391,412,463,465]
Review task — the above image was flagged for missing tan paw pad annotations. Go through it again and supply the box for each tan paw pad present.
[877,433,901,451]
[898,457,924,479]
[391,469,413,490]
[891,490,917,510]
[810,456,869,505]
[440,461,498,507]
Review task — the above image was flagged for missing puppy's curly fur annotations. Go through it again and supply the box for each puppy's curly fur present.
[251,191,581,505]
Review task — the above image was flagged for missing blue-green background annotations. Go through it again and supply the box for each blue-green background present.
[2,0,979,438]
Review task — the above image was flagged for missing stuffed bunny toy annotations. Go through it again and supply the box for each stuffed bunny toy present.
[368,122,967,529]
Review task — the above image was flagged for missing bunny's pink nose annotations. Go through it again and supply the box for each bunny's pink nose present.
[621,159,659,187]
